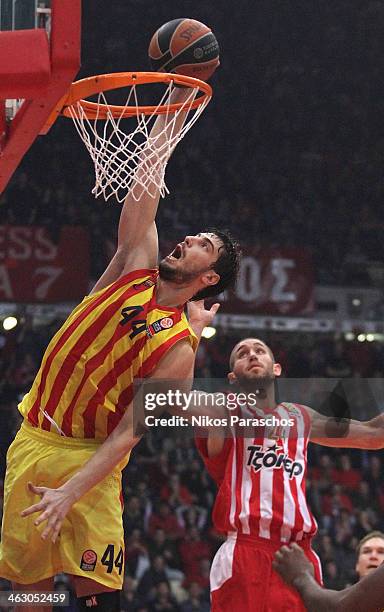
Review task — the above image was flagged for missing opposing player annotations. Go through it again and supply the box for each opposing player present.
[273,542,384,611]
[0,81,241,611]
[194,337,384,611]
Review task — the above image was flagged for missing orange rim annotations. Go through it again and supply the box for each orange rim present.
[60,71,212,119]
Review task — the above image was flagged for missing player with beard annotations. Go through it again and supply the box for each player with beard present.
[0,84,240,611]
[194,337,384,612]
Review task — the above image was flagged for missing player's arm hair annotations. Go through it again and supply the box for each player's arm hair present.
[308,406,384,449]
[293,563,384,612]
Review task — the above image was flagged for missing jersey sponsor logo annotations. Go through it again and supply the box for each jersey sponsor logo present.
[80,549,97,571]
[247,443,304,479]
[146,316,175,338]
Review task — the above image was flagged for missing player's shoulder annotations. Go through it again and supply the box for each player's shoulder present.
[88,267,158,299]
[280,402,303,414]
[113,267,158,292]
[281,402,313,418]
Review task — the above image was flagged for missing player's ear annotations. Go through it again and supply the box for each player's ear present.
[273,363,282,377]
[228,371,237,385]
[202,271,220,287]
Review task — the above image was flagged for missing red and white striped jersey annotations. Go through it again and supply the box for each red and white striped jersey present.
[196,402,317,543]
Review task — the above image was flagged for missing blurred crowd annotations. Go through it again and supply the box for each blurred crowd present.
[1,0,384,608]
[1,0,384,285]
[1,318,384,609]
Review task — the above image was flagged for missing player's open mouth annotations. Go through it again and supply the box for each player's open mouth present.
[249,365,265,374]
[168,244,184,260]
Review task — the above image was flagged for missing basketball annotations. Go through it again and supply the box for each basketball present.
[148,18,220,82]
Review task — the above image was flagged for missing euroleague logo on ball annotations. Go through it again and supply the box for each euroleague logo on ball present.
[193,48,204,60]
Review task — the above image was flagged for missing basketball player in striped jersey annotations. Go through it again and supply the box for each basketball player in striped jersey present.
[195,337,384,612]
[0,83,240,610]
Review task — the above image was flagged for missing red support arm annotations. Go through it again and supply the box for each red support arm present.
[0,0,81,194]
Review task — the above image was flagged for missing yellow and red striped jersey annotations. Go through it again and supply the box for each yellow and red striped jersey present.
[18,269,197,439]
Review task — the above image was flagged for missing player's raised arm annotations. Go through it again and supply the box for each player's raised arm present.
[307,406,384,449]
[90,87,193,293]
[90,20,219,294]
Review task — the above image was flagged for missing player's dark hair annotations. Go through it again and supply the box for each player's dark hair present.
[192,228,241,301]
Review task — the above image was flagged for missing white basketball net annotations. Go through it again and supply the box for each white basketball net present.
[67,80,211,203]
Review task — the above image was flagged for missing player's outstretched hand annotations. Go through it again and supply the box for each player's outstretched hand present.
[21,481,76,543]
[187,300,220,335]
[272,543,314,586]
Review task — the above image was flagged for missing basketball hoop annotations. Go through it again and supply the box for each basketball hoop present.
[59,71,212,203]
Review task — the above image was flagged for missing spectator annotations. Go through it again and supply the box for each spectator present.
[125,529,149,579]
[149,581,180,611]
[146,528,181,571]
[147,502,185,541]
[180,582,210,612]
[179,528,212,585]
[124,496,146,536]
[136,556,170,602]
[160,474,193,509]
